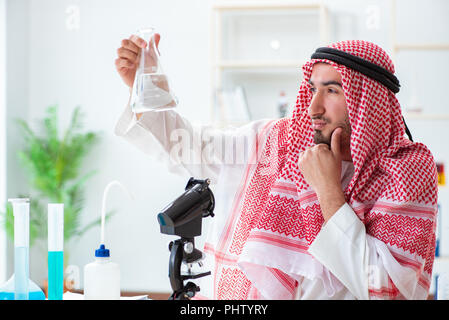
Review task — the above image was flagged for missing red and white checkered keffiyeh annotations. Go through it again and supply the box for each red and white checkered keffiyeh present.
[202,40,438,300]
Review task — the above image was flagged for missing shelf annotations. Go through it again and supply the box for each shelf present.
[215,59,305,69]
[213,1,322,11]
[213,120,251,129]
[434,256,449,268]
[403,112,449,120]
[435,256,449,262]
[394,44,449,52]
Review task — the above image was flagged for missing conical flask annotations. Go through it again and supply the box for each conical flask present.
[130,27,178,113]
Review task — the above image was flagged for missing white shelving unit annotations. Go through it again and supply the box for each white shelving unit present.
[211,1,449,123]
[391,0,449,296]
[390,0,449,120]
[210,1,329,126]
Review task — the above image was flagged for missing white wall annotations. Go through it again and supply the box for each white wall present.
[6,0,212,293]
[5,0,449,294]
[5,0,31,281]
[0,0,7,284]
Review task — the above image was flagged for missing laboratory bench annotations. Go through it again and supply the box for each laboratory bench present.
[69,289,171,300]
[66,290,435,300]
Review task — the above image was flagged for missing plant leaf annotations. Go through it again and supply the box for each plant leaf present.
[10,105,104,248]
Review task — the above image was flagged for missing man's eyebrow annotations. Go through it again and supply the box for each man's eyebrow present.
[308,80,342,87]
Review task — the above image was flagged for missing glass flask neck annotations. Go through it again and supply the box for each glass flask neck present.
[138,27,156,41]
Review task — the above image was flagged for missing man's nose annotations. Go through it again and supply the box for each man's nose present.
[308,92,325,118]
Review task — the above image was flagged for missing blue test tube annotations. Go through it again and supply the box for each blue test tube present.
[48,203,64,300]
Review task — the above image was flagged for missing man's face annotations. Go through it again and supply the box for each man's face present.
[308,63,351,150]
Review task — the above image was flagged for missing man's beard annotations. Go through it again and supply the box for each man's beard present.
[313,117,351,147]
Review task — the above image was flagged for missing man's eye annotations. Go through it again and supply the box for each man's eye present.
[309,87,316,94]
[328,87,338,94]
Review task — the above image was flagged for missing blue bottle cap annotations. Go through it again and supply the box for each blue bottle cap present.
[95,244,110,257]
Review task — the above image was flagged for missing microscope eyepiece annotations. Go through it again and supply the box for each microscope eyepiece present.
[157,178,215,238]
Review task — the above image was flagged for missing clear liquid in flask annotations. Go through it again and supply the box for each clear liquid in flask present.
[133,73,177,112]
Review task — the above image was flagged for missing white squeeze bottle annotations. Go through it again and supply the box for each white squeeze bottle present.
[84,244,120,300]
[83,181,133,300]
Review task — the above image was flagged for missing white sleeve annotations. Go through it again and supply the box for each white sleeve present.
[308,203,426,300]
[114,101,274,184]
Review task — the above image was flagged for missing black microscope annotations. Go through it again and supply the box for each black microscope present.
[157,178,215,300]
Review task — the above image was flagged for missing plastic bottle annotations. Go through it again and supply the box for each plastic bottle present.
[83,244,120,300]
[83,181,133,300]
[278,90,288,118]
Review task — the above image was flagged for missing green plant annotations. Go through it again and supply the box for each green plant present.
[1,105,111,253]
